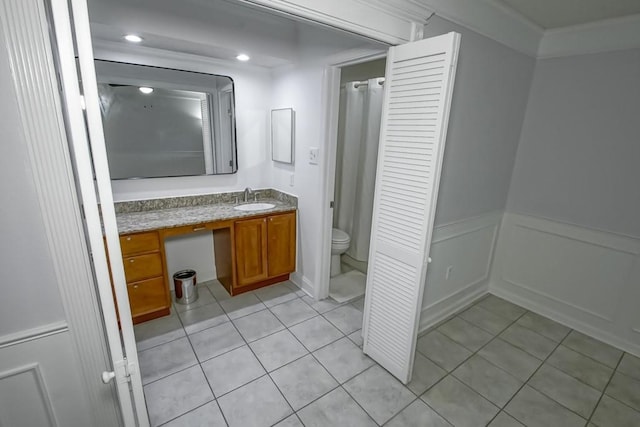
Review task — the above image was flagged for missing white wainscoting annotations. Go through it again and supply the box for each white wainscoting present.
[0,324,98,426]
[490,212,640,356]
[418,211,502,332]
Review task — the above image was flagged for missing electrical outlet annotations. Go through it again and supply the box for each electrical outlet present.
[309,147,319,165]
[446,265,453,280]
[289,173,295,187]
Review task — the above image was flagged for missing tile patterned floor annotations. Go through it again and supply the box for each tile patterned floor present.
[135,281,640,427]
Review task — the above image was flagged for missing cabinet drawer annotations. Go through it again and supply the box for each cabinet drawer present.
[127,277,168,317]
[123,253,163,283]
[120,232,160,256]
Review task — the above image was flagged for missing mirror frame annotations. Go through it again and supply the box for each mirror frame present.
[271,108,295,164]
[95,59,239,179]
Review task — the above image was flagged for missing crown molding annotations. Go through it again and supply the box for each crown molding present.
[538,13,640,59]
[100,1,640,63]
[354,0,433,23]
[363,0,640,59]
[415,0,543,57]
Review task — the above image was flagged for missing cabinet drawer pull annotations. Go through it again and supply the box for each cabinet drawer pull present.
[263,219,267,223]
[133,285,138,289]
[129,259,135,263]
[193,226,206,232]
[126,237,132,241]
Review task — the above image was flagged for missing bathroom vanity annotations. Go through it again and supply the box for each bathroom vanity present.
[112,190,297,324]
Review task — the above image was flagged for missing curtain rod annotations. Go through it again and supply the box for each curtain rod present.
[354,78,385,89]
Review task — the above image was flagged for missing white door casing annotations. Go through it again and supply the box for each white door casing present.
[362,32,461,383]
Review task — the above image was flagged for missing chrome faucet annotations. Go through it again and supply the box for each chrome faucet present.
[243,187,254,202]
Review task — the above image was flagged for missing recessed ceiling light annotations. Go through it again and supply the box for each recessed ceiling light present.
[236,54,250,62]
[139,87,153,94]
[124,34,143,43]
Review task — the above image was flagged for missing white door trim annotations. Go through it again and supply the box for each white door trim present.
[67,0,150,424]
[237,0,416,45]
[0,0,121,425]
[316,51,387,300]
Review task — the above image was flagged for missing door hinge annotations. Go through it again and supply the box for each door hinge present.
[330,201,334,208]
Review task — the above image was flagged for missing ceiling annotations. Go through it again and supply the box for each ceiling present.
[494,0,640,29]
[88,0,387,68]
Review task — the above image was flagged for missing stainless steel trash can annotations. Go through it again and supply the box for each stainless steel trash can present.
[174,269,198,305]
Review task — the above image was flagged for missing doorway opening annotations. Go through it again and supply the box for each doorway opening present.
[328,58,386,303]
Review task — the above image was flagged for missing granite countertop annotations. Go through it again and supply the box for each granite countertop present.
[117,199,296,234]
[114,189,298,234]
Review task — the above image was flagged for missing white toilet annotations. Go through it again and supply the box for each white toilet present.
[331,228,351,277]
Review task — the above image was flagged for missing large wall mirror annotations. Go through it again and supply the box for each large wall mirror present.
[95,60,238,179]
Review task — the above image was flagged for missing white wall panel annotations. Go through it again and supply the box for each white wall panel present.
[419,212,501,331]
[491,213,640,356]
[0,329,96,427]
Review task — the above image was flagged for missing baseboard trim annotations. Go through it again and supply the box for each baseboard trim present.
[419,280,489,334]
[290,272,313,298]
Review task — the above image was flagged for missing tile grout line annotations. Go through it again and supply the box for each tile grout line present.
[158,299,229,427]
[544,345,617,394]
[225,308,296,420]
[489,314,620,425]
[137,281,311,425]
[418,306,530,426]
[142,285,636,426]
[585,350,625,425]
[487,322,566,425]
[271,297,385,425]
[176,297,230,427]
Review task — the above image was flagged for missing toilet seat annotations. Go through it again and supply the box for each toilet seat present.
[332,228,350,244]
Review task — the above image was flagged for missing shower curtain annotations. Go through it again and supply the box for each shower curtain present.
[334,78,384,262]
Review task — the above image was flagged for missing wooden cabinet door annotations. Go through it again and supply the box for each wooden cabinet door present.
[127,277,167,319]
[267,212,296,277]
[235,217,269,287]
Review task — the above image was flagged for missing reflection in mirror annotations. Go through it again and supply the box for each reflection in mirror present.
[271,108,294,164]
[95,60,237,179]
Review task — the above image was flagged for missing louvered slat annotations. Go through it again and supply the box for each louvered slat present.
[362,32,461,383]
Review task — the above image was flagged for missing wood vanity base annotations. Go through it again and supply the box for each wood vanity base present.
[222,274,290,296]
[112,210,297,323]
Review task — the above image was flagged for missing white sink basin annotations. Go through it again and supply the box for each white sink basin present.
[234,202,275,212]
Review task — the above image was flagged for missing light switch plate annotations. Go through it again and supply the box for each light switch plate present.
[309,147,319,165]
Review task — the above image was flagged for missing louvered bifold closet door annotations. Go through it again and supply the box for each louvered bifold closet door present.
[362,32,461,383]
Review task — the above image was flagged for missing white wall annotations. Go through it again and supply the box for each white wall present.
[492,48,640,355]
[506,49,640,238]
[425,17,536,226]
[269,63,326,293]
[415,17,535,327]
